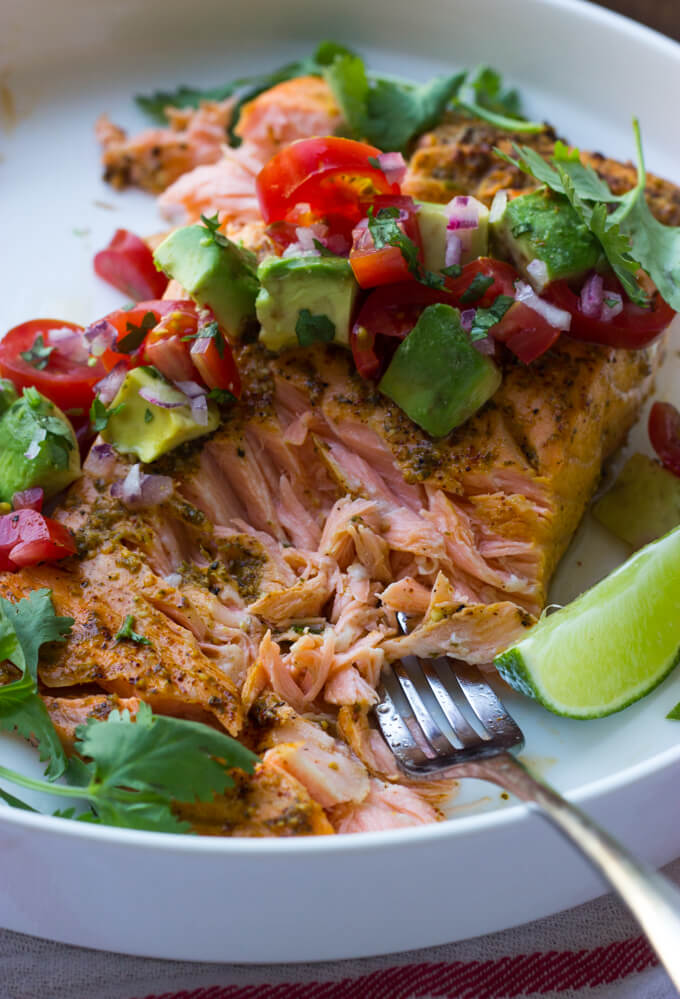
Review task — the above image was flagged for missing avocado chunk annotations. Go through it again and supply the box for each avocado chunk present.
[0,387,80,502]
[154,224,259,339]
[378,304,501,438]
[256,255,359,353]
[593,453,680,548]
[0,379,18,418]
[101,367,219,463]
[416,198,489,272]
[490,189,602,289]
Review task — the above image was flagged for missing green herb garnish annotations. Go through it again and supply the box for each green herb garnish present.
[367,206,445,289]
[117,312,157,354]
[90,397,125,433]
[20,335,54,371]
[468,294,514,340]
[114,615,152,647]
[295,309,336,346]
[460,273,494,304]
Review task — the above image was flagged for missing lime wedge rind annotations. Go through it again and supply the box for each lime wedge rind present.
[494,525,680,720]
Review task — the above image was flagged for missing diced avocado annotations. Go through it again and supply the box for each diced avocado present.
[0,387,80,502]
[154,224,259,339]
[0,379,18,418]
[593,453,680,548]
[101,367,219,463]
[256,255,359,353]
[378,304,501,438]
[416,198,489,272]
[490,189,602,289]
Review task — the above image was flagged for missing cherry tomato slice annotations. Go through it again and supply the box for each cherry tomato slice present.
[0,319,106,412]
[256,137,398,228]
[648,401,680,478]
[0,508,75,570]
[94,229,169,302]
[444,258,518,308]
[97,300,198,372]
[350,196,423,289]
[12,488,44,512]
[190,331,241,398]
[545,280,675,349]
[488,300,562,363]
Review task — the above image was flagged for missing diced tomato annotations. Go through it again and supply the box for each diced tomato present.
[351,282,453,379]
[97,300,199,372]
[94,229,168,301]
[0,508,76,571]
[12,488,44,512]
[545,279,675,349]
[648,401,680,478]
[142,310,199,382]
[189,330,241,398]
[486,300,562,363]
[265,220,303,254]
[444,258,518,308]
[256,137,399,233]
[0,319,106,413]
[350,196,422,289]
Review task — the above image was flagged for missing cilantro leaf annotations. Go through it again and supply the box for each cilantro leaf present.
[0,787,37,811]
[182,318,226,357]
[367,206,445,289]
[114,615,152,647]
[469,294,514,340]
[324,52,465,153]
[312,238,340,257]
[460,273,494,304]
[0,703,258,833]
[207,388,237,406]
[667,702,680,720]
[296,309,336,347]
[90,397,125,434]
[21,388,74,470]
[117,311,157,354]
[441,263,462,278]
[0,590,73,778]
[456,65,543,135]
[19,334,54,370]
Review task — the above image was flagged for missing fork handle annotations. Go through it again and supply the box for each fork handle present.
[473,752,680,989]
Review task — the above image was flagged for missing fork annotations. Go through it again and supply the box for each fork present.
[375,612,680,990]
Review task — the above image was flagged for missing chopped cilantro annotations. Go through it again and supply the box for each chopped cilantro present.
[208,388,237,406]
[144,408,154,424]
[312,238,340,257]
[367,206,445,289]
[460,273,494,304]
[117,312,157,354]
[182,318,226,356]
[90,397,125,433]
[0,590,73,779]
[114,615,152,647]
[441,263,462,278]
[468,294,514,341]
[22,388,74,470]
[296,309,336,346]
[20,334,54,371]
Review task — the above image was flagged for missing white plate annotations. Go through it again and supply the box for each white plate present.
[1,0,680,963]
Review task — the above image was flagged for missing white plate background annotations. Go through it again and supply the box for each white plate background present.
[0,0,679,962]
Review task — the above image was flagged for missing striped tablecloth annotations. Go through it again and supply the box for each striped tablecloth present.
[3,858,678,999]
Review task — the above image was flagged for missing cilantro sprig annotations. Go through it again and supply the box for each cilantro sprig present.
[0,589,73,779]
[89,397,125,433]
[114,615,152,647]
[495,121,680,311]
[367,206,445,289]
[0,703,257,833]
[117,311,157,354]
[136,42,542,155]
[23,388,75,470]
[469,294,514,340]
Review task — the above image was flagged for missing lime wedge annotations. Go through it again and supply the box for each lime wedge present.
[494,525,680,718]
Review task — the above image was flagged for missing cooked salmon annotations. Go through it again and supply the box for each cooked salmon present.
[5,81,673,836]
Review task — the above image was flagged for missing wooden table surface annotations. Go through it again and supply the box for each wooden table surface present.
[597,0,679,41]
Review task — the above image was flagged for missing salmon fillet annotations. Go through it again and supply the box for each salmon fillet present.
[3,82,674,836]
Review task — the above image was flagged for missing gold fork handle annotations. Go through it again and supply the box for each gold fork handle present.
[464,752,680,992]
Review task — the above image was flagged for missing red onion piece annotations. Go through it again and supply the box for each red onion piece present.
[473,336,496,356]
[111,463,174,509]
[601,291,624,322]
[95,362,127,405]
[445,231,462,268]
[515,281,571,331]
[446,196,479,230]
[526,258,549,293]
[189,394,209,426]
[460,308,475,331]
[376,151,407,186]
[84,320,118,357]
[138,386,186,409]
[579,272,604,318]
[12,487,44,512]
[164,572,183,588]
[48,328,90,365]
[174,380,205,398]
[87,442,117,477]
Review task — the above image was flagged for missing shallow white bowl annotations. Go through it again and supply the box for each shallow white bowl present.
[1,0,680,962]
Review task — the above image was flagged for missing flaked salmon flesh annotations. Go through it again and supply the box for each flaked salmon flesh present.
[1,76,675,837]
